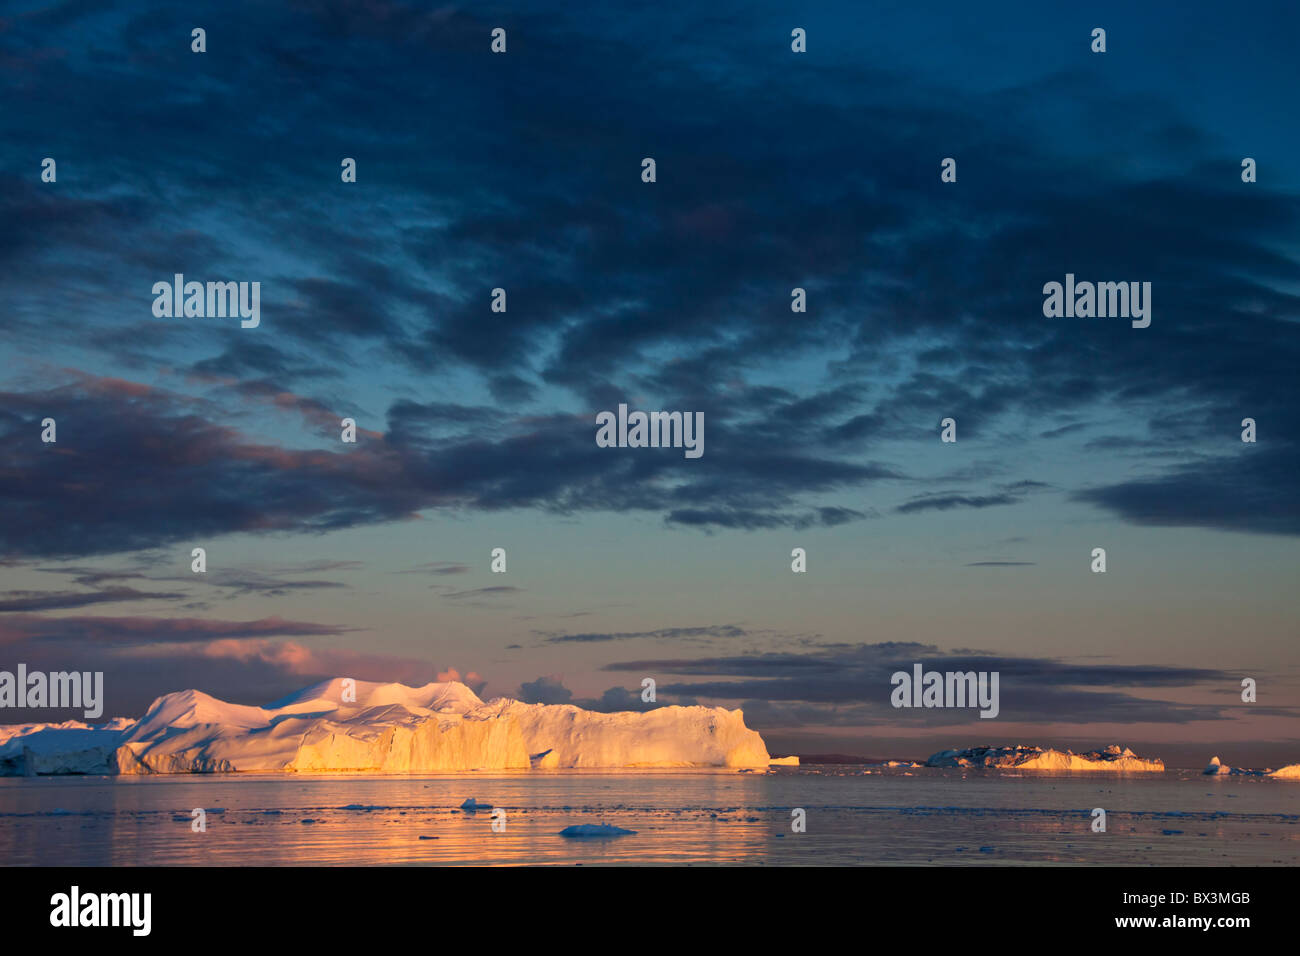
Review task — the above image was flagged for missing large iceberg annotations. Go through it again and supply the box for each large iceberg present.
[926,744,1164,772]
[0,678,770,774]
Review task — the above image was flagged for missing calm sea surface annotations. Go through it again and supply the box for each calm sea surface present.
[1,766,1295,866]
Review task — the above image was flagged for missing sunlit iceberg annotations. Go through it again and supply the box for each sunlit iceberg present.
[926,744,1164,772]
[0,678,770,774]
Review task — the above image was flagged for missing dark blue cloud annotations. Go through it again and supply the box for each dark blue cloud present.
[601,641,1296,726]
[1,0,1296,555]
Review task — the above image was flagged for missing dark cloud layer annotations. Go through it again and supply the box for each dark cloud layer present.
[0,613,352,645]
[540,624,747,644]
[0,586,184,612]
[601,642,1291,728]
[1,1,1296,556]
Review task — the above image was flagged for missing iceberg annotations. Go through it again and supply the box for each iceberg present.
[0,678,770,774]
[0,718,135,775]
[1202,756,1300,779]
[925,744,1164,772]
[559,824,636,838]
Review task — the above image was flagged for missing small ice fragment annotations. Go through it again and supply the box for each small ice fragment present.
[558,824,636,838]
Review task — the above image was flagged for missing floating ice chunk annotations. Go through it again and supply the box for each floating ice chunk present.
[559,824,636,838]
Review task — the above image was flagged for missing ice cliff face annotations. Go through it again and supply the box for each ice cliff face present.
[0,678,770,774]
[480,698,771,769]
[926,744,1164,772]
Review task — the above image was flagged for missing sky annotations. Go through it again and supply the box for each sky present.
[1,0,1297,768]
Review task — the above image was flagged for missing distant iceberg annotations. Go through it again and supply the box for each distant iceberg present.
[1203,756,1300,779]
[926,744,1164,772]
[0,678,770,774]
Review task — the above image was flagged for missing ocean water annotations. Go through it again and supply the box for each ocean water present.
[0,766,1295,866]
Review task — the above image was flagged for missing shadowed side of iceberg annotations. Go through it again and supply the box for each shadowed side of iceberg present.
[0,719,136,775]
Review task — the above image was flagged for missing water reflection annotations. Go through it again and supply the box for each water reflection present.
[0,767,1295,866]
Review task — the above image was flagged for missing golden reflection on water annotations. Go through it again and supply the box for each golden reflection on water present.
[0,767,1296,866]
